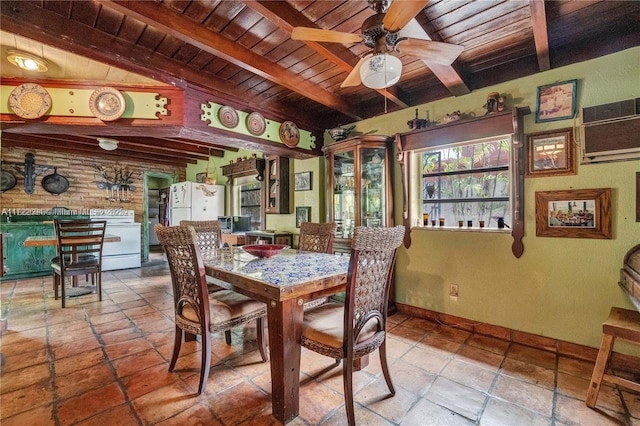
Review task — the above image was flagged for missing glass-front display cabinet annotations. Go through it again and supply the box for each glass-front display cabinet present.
[323,135,394,253]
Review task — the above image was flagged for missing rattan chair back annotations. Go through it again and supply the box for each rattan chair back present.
[179,220,222,256]
[298,221,337,253]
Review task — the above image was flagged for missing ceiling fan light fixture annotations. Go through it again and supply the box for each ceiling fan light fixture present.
[97,137,119,151]
[359,53,402,89]
[6,50,49,72]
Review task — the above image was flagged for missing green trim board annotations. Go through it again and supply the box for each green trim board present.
[200,102,316,150]
[0,85,167,119]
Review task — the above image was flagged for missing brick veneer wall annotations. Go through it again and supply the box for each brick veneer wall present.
[1,146,185,238]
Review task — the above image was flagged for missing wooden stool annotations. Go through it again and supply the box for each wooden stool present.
[586,307,640,408]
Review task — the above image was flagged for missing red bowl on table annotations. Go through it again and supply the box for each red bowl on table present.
[242,244,288,258]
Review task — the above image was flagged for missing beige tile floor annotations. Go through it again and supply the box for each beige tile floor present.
[1,256,638,425]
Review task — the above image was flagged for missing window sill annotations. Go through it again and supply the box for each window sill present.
[412,226,510,233]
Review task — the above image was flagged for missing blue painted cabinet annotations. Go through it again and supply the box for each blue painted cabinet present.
[0,223,56,280]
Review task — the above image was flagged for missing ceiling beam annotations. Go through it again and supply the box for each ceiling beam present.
[242,0,409,109]
[529,0,551,71]
[104,0,364,121]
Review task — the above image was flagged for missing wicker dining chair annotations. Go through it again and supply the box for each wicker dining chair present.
[180,220,235,344]
[301,226,405,426]
[155,224,268,394]
[51,219,107,308]
[298,221,337,253]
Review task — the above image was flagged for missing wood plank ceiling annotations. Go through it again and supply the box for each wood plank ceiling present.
[1,0,639,166]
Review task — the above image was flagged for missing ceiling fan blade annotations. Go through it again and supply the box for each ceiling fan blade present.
[291,27,362,44]
[395,38,464,65]
[383,0,430,33]
[340,55,369,88]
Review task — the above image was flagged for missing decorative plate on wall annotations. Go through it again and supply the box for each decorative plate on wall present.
[279,121,300,148]
[246,112,266,136]
[218,105,239,128]
[89,87,126,121]
[8,83,52,119]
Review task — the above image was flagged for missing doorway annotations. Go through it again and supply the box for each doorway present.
[143,171,178,262]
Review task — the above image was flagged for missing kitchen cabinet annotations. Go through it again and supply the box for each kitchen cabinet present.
[240,182,262,230]
[265,155,291,214]
[0,222,56,280]
[323,135,394,251]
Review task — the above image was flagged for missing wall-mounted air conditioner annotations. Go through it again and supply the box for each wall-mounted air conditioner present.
[580,98,640,163]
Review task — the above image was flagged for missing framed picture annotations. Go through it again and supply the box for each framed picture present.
[535,188,611,239]
[294,171,312,191]
[195,172,206,183]
[296,206,311,228]
[536,79,577,123]
[526,128,576,177]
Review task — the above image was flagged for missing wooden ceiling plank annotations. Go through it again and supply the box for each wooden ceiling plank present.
[104,0,363,120]
[0,1,327,129]
[2,137,193,167]
[5,132,205,161]
[244,0,409,108]
[64,135,213,160]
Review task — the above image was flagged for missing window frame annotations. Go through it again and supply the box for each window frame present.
[394,108,529,258]
[416,135,513,229]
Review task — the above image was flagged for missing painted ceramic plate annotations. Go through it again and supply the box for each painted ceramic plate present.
[8,83,52,119]
[279,121,300,148]
[246,112,266,136]
[89,87,126,121]
[218,105,239,128]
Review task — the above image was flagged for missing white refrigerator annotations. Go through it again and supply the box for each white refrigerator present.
[169,181,225,225]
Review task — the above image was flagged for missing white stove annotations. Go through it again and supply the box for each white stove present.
[90,209,141,271]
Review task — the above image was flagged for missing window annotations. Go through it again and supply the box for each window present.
[419,136,512,229]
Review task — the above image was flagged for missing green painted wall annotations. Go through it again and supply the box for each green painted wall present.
[186,47,638,350]
[187,149,325,239]
[347,47,640,350]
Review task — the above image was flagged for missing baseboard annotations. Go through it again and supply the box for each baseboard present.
[396,303,640,373]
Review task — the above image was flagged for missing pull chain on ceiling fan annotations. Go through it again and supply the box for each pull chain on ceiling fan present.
[291,0,464,90]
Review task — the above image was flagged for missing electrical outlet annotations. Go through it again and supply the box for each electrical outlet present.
[450,283,459,300]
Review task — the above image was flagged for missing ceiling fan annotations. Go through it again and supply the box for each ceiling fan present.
[291,0,464,90]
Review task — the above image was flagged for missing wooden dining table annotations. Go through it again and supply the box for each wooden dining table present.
[203,248,349,424]
[23,234,121,247]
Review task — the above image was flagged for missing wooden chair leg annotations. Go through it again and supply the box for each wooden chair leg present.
[169,325,183,372]
[343,355,356,426]
[53,272,59,300]
[379,340,395,395]
[256,317,268,362]
[198,332,211,395]
[586,333,615,408]
[61,274,66,308]
[97,272,102,301]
